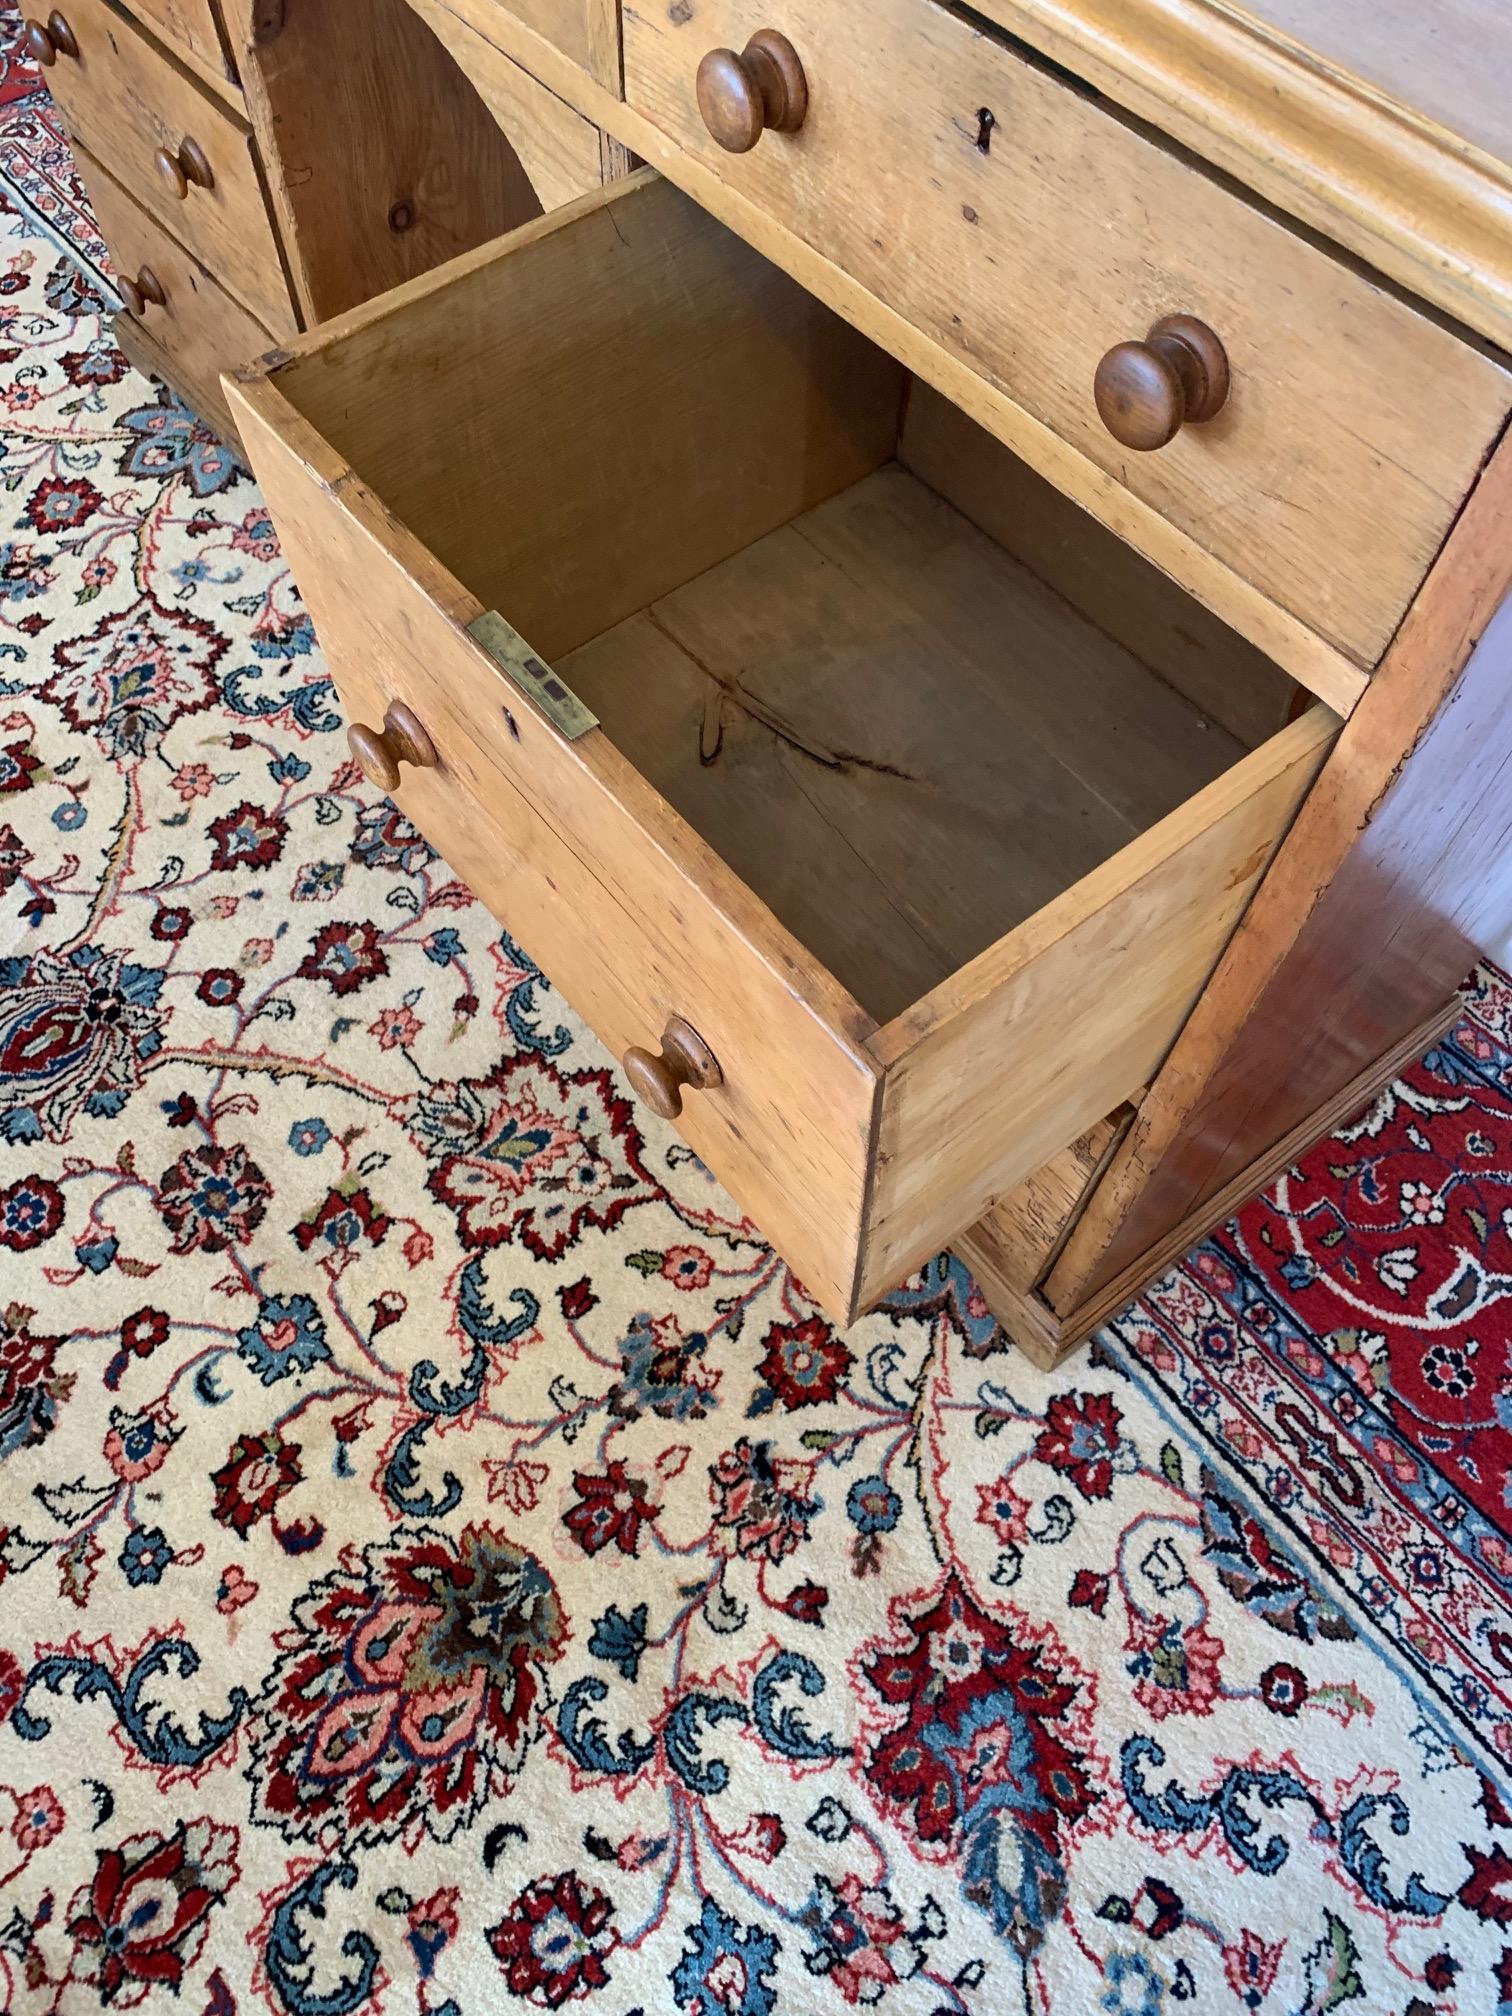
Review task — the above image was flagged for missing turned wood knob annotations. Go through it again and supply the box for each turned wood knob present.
[1094,314,1230,452]
[117,266,167,317]
[696,29,807,153]
[623,1016,723,1119]
[154,136,214,200]
[23,11,78,63]
[347,701,437,793]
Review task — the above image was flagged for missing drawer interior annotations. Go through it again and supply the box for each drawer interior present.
[271,173,1311,1030]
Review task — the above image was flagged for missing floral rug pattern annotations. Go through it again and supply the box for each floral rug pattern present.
[0,120,1511,2016]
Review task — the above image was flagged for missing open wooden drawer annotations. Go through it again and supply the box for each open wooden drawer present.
[227,171,1336,1324]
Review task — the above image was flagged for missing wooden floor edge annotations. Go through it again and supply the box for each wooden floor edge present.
[956,994,1461,1370]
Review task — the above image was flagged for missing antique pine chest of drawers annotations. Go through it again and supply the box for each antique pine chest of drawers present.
[226,0,1512,1363]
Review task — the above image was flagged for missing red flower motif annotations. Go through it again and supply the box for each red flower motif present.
[211,1430,302,1538]
[419,1055,658,1261]
[207,799,286,873]
[293,1185,391,1258]
[196,968,243,1007]
[121,1306,169,1356]
[1068,1570,1110,1616]
[1126,1615,1226,1720]
[0,819,31,891]
[11,1784,64,1849]
[1259,1660,1309,1716]
[709,1438,818,1564]
[0,1173,64,1250]
[0,1648,25,1724]
[0,738,40,794]
[1459,1843,1512,1924]
[297,918,389,997]
[662,1244,713,1290]
[67,1818,238,2001]
[247,1526,567,1849]
[27,474,103,533]
[858,1572,1094,1896]
[0,1310,63,1451]
[562,1460,661,1557]
[149,905,191,942]
[155,1142,270,1254]
[486,1870,618,2006]
[757,1316,853,1410]
[1034,1391,1124,1501]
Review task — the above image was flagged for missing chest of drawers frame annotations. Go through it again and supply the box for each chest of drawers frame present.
[205,0,1512,1365]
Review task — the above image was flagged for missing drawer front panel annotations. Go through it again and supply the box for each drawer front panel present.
[42,0,292,333]
[128,0,238,99]
[81,148,272,410]
[229,372,881,1321]
[624,0,1511,667]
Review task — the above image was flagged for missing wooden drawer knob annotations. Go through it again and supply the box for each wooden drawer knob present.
[23,11,78,63]
[347,701,437,793]
[696,29,807,153]
[154,137,214,201]
[623,1016,723,1120]
[117,266,167,317]
[1094,314,1230,451]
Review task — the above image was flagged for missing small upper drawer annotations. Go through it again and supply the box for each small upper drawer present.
[228,174,1336,1323]
[75,141,272,440]
[37,0,292,334]
[623,0,1511,671]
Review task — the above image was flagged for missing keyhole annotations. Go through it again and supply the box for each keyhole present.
[975,107,995,153]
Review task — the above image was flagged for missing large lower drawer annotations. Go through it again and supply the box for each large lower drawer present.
[622,0,1511,672]
[39,0,292,334]
[227,173,1335,1323]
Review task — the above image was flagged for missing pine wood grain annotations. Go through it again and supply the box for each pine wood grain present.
[956,1109,1132,1302]
[274,173,905,664]
[900,384,1298,749]
[403,0,1375,715]
[857,704,1337,1308]
[129,0,239,103]
[950,0,1512,350]
[1047,426,1512,1312]
[229,0,553,326]
[622,0,1511,670]
[562,466,1244,1023]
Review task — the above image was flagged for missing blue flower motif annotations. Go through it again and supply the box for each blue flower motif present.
[287,1116,331,1157]
[588,1601,649,1681]
[846,1474,901,1534]
[51,801,86,831]
[237,1293,331,1387]
[118,386,240,498]
[75,1234,118,1274]
[291,860,344,903]
[424,927,464,966]
[1100,1950,1166,2016]
[120,1525,173,1587]
[671,1899,780,2016]
[268,750,311,783]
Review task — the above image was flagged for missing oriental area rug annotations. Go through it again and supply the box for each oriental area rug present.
[2,74,1512,2016]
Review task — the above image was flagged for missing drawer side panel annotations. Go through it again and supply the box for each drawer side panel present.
[856,707,1338,1308]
